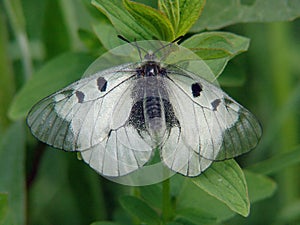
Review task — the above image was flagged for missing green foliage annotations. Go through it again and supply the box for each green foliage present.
[90,222,119,225]
[1,0,300,225]
[181,32,250,80]
[0,13,15,132]
[0,193,9,224]
[158,0,205,37]
[123,0,175,40]
[9,52,95,120]
[92,0,205,41]
[192,160,250,217]
[0,122,26,225]
[248,145,300,175]
[191,0,300,31]
[120,195,161,225]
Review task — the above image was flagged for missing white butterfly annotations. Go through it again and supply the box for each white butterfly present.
[27,39,262,178]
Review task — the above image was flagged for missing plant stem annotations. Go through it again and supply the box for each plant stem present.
[162,178,172,223]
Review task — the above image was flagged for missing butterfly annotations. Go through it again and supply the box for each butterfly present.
[27,38,262,178]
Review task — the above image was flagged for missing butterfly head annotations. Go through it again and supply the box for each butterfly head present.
[144,50,157,62]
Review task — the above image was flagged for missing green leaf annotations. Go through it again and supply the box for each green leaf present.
[140,184,163,209]
[247,145,300,175]
[90,222,119,225]
[119,195,161,225]
[181,32,249,78]
[92,22,124,50]
[176,169,276,223]
[191,0,300,32]
[78,28,104,54]
[0,193,8,224]
[182,32,250,60]
[191,160,250,217]
[176,176,235,222]
[92,0,154,40]
[175,208,217,225]
[8,52,95,120]
[123,0,174,41]
[158,0,205,37]
[244,171,277,203]
[0,122,26,225]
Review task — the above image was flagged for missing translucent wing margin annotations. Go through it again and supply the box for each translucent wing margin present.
[161,66,262,176]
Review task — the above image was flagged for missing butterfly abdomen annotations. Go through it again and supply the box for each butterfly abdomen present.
[145,96,162,119]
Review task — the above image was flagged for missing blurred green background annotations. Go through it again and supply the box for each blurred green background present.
[1,0,300,224]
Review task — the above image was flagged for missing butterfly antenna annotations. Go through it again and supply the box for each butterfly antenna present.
[152,36,184,55]
[117,35,147,61]
[151,36,185,62]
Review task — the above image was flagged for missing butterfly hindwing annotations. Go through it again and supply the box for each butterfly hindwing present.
[81,125,153,177]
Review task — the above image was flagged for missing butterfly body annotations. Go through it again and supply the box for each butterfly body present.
[27,41,262,178]
[130,60,178,146]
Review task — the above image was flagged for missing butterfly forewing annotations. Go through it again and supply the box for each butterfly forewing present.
[27,64,135,151]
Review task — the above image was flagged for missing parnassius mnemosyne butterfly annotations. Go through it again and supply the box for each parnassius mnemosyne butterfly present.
[27,37,262,178]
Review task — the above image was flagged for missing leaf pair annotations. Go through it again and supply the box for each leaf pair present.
[92,0,206,41]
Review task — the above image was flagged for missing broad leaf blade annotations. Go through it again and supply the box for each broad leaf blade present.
[176,175,235,222]
[8,52,95,120]
[191,160,250,217]
[181,32,250,60]
[92,0,153,40]
[159,0,206,37]
[123,0,174,41]
[181,32,249,79]
[140,184,163,209]
[191,0,300,32]
[93,23,124,50]
[120,195,160,225]
[78,28,104,54]
[176,169,276,222]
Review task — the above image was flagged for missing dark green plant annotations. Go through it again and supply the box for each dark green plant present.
[1,0,300,224]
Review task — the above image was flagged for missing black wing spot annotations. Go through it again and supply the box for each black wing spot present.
[75,91,85,103]
[211,99,221,111]
[191,82,202,97]
[97,77,108,92]
[108,129,112,138]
